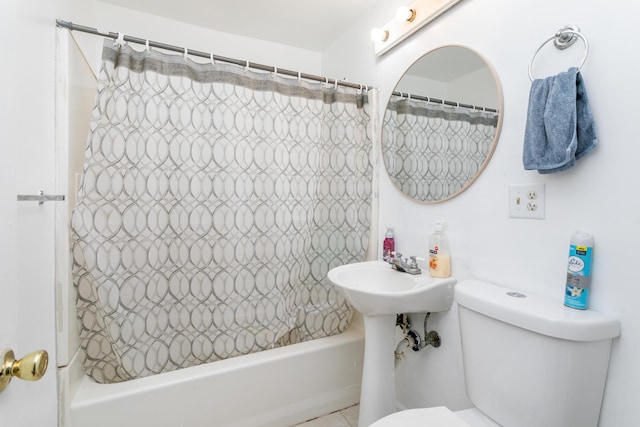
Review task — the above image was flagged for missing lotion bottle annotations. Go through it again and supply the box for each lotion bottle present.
[428,221,450,278]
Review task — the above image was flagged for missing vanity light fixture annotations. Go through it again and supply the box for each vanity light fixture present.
[370,28,390,42]
[395,6,417,23]
[372,0,463,56]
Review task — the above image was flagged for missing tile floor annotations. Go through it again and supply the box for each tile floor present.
[293,404,359,427]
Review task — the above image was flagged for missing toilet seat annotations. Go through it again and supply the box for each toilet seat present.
[370,407,471,427]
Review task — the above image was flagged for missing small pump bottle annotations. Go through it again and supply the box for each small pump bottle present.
[428,221,451,278]
[382,228,395,262]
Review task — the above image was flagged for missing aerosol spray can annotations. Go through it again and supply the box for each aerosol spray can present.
[564,231,594,310]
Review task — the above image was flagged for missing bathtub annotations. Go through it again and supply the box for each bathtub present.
[68,323,364,427]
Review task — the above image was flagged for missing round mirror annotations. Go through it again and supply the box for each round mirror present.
[382,45,503,203]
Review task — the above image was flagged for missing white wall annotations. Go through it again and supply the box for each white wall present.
[324,1,639,425]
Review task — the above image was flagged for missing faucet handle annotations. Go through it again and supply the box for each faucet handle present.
[409,256,425,267]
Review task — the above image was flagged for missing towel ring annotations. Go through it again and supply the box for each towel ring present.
[528,25,589,81]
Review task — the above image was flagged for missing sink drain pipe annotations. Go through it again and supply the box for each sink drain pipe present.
[394,312,441,364]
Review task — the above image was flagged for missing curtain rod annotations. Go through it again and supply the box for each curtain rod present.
[391,90,499,113]
[56,19,374,92]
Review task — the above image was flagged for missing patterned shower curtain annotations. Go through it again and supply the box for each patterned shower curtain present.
[71,40,374,384]
[382,96,498,201]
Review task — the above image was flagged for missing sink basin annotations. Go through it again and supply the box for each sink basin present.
[327,260,457,426]
[328,260,456,316]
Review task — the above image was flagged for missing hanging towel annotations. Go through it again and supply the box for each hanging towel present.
[523,67,597,174]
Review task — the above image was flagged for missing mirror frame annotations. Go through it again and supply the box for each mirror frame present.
[382,44,504,204]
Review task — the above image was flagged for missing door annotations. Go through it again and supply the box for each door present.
[0,0,59,425]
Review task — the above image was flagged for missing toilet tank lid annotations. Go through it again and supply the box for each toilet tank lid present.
[455,280,620,341]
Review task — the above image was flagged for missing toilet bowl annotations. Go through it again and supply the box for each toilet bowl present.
[371,279,620,427]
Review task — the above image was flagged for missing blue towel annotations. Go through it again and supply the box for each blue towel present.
[523,67,597,174]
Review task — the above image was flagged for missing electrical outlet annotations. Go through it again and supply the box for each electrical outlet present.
[508,183,545,219]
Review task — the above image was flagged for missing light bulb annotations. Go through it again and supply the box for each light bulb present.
[370,28,389,42]
[395,6,416,22]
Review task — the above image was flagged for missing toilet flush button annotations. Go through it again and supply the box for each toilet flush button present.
[506,291,527,298]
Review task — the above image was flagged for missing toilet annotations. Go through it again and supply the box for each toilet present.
[371,279,620,427]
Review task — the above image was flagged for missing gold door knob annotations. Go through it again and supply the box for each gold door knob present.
[0,349,48,393]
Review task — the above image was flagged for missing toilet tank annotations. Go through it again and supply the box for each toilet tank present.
[455,280,619,427]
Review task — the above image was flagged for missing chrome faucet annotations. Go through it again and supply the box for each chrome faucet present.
[388,252,422,275]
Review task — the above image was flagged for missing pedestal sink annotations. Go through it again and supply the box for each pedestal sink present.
[327,260,456,427]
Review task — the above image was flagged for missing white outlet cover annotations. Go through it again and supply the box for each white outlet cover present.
[508,183,545,219]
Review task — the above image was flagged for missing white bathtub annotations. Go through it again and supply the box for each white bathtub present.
[68,324,364,427]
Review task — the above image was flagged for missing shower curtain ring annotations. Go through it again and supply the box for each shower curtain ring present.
[210,53,215,65]
[183,48,188,59]
[145,39,150,51]
[114,32,125,47]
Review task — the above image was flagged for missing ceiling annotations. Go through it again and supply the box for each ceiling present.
[101,0,386,51]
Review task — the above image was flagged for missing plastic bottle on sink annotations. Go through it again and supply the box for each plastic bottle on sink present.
[428,221,450,278]
[382,228,395,262]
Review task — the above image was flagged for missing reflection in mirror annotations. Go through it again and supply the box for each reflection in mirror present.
[382,46,502,203]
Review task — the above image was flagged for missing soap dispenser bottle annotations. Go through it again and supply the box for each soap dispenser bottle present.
[383,228,395,262]
[428,221,450,278]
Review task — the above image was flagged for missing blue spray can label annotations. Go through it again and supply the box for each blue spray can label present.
[564,231,593,310]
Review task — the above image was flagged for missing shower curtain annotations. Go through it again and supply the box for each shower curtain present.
[382,96,498,201]
[71,40,374,383]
